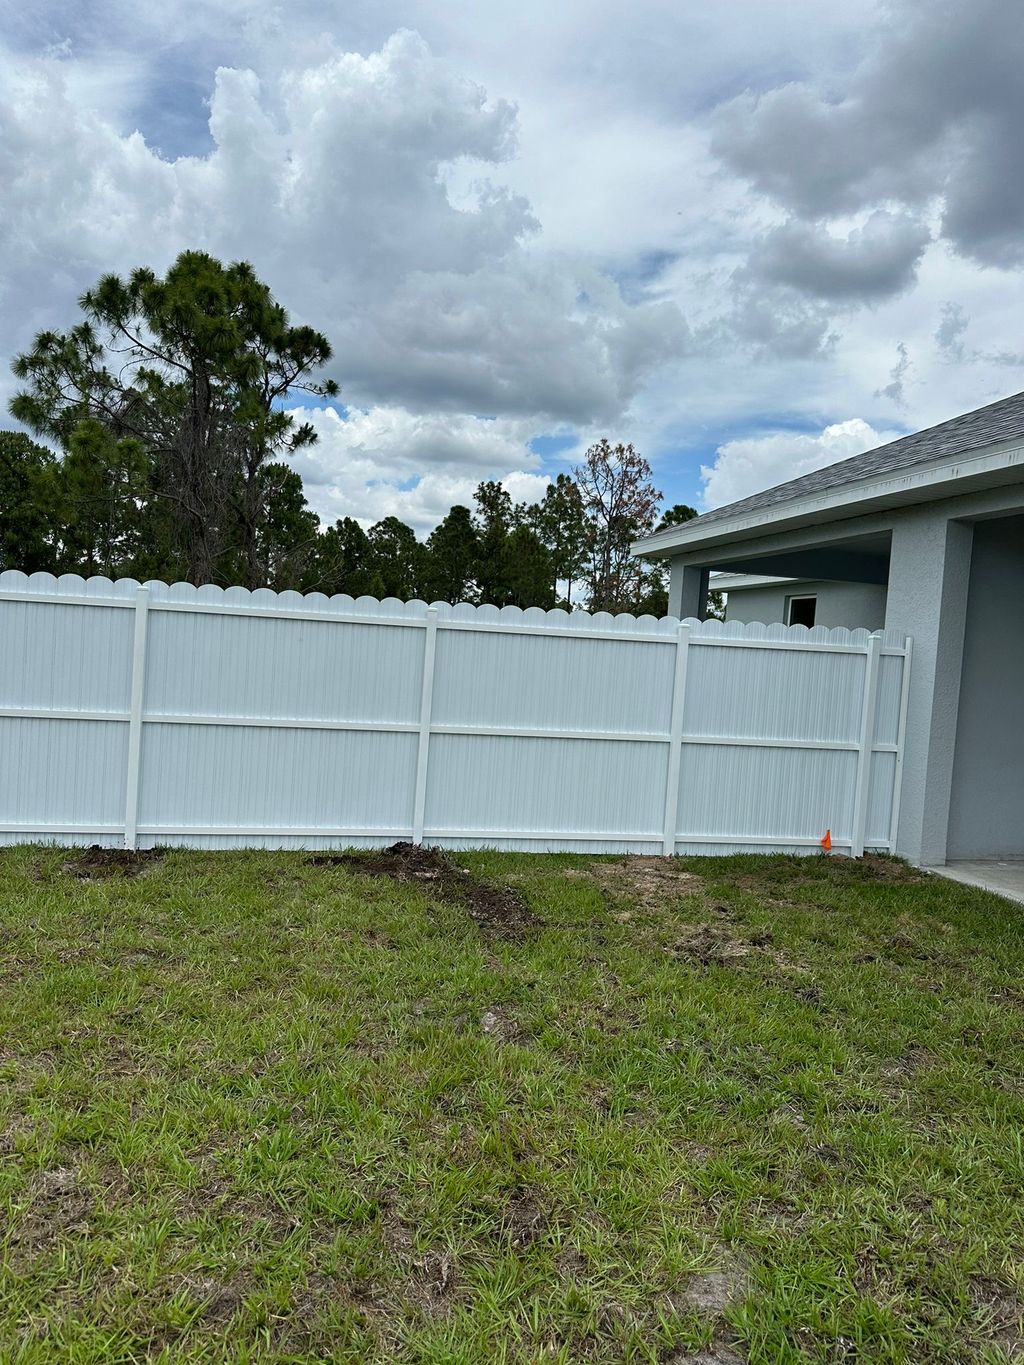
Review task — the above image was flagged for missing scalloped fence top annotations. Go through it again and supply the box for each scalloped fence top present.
[0,570,909,648]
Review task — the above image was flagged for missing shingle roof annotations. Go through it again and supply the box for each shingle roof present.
[693,389,1024,528]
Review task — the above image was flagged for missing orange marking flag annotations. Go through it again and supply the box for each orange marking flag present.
[820,829,833,852]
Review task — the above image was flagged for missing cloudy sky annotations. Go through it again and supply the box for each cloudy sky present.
[3,0,1023,532]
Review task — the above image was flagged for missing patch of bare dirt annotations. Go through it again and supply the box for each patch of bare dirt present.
[679,1270,747,1316]
[665,1254,750,1322]
[181,1275,248,1327]
[859,855,926,883]
[667,924,752,967]
[6,1165,95,1261]
[376,1200,458,1319]
[589,856,703,910]
[971,1277,1024,1358]
[0,1112,33,1157]
[752,1199,812,1234]
[555,1245,588,1281]
[500,1189,547,1249]
[665,1348,746,1365]
[479,1005,521,1044]
[676,1140,715,1164]
[406,1249,457,1316]
[787,979,824,1004]
[309,843,536,937]
[63,846,163,880]
[379,1203,413,1256]
[658,1251,750,1362]
[880,1045,935,1087]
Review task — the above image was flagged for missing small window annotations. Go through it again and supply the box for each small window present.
[786,594,817,627]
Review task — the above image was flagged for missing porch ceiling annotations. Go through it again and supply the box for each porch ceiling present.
[705,530,892,585]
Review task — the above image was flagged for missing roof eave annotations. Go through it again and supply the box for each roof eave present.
[633,439,1024,560]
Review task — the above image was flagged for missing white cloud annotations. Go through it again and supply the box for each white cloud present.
[710,0,1024,269]
[0,32,684,430]
[287,404,550,533]
[5,1,1024,534]
[699,418,893,510]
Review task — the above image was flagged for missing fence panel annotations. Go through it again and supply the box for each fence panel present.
[0,572,911,855]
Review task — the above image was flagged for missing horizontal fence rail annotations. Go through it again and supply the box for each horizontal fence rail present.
[0,571,911,855]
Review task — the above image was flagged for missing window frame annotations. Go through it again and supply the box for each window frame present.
[785,593,818,628]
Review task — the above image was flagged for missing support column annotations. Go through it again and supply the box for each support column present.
[668,561,709,620]
[884,511,973,866]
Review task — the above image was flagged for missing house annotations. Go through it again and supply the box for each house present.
[634,390,1024,872]
[711,571,887,630]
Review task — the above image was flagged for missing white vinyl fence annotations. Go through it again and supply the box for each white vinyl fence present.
[0,571,912,855]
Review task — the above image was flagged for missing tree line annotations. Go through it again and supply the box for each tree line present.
[2,251,707,615]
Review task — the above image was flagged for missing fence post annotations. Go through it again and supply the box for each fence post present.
[662,622,691,856]
[412,606,439,845]
[888,636,913,854]
[124,586,150,851]
[850,631,882,858]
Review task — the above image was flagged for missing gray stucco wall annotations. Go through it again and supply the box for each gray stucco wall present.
[724,579,888,629]
[946,515,1024,859]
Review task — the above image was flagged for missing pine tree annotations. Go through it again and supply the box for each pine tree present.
[472,481,516,605]
[0,431,57,573]
[307,517,375,597]
[366,517,425,600]
[10,251,336,587]
[505,525,555,609]
[54,419,149,578]
[528,473,588,606]
[423,505,479,603]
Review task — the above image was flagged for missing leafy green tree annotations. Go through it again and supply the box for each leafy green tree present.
[528,473,589,606]
[366,517,425,600]
[423,505,479,603]
[306,517,376,597]
[10,251,336,587]
[0,431,56,573]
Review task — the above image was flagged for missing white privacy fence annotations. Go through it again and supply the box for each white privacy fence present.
[0,571,912,855]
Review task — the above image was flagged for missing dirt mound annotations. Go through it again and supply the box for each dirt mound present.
[64,846,162,880]
[310,842,536,937]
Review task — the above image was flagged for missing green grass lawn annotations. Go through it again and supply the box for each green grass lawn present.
[1,845,1023,1364]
